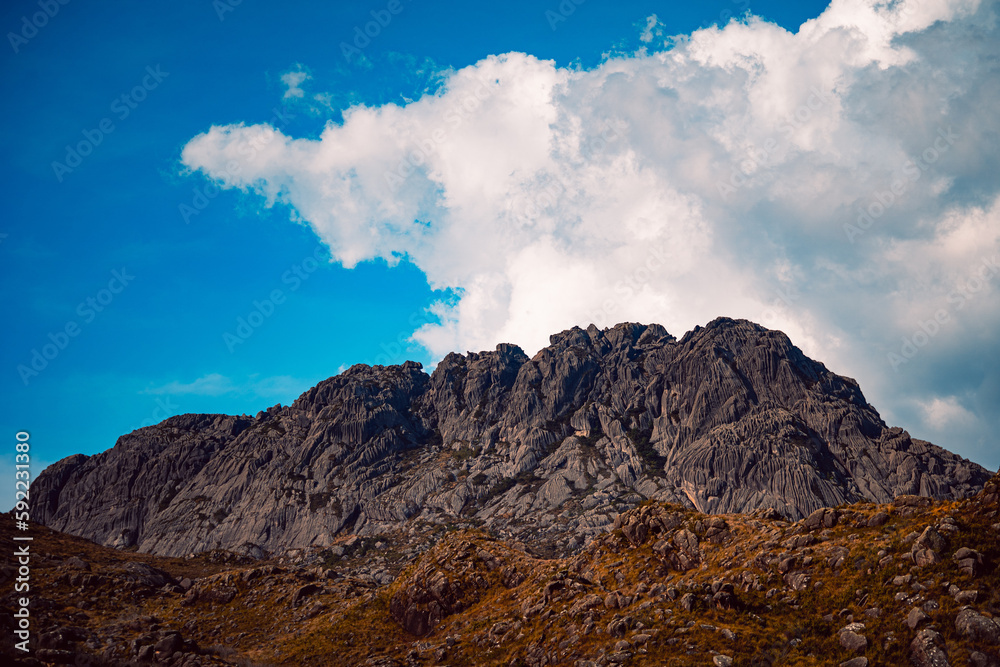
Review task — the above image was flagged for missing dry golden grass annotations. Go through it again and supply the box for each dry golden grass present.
[3,482,997,666]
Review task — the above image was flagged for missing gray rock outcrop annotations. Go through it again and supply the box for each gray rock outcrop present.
[31,318,992,557]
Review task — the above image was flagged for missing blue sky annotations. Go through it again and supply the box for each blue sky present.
[2,0,998,485]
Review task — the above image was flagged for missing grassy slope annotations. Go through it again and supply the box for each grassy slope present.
[1,477,997,666]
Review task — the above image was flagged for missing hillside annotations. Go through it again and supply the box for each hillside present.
[3,473,999,665]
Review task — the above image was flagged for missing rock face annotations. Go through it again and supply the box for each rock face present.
[31,318,992,557]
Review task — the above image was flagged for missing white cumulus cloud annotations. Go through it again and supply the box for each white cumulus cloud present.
[181,0,1000,470]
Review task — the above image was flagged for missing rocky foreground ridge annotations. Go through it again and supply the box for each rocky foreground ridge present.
[32,318,991,558]
[4,472,999,665]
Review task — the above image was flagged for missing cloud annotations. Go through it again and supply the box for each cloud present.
[280,67,311,99]
[143,373,236,396]
[143,373,312,401]
[181,0,1000,470]
[919,396,978,430]
[248,374,315,399]
[639,14,662,43]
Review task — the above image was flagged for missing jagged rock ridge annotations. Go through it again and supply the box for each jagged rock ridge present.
[32,318,991,557]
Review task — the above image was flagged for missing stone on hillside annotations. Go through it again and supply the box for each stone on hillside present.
[153,632,183,655]
[784,572,811,592]
[907,608,931,630]
[955,590,979,605]
[390,569,473,636]
[671,529,702,571]
[953,547,985,577]
[64,556,90,571]
[956,609,1000,645]
[969,652,1000,667]
[912,527,947,567]
[291,583,322,607]
[805,508,840,531]
[909,629,951,667]
[895,495,934,508]
[122,561,176,588]
[839,623,868,653]
[38,648,82,663]
[570,594,603,616]
[840,659,869,667]
[712,583,739,610]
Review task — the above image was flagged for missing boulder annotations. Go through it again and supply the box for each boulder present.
[122,561,176,588]
[838,623,868,653]
[956,609,1000,645]
[670,529,702,571]
[907,608,930,630]
[64,556,90,571]
[953,547,985,577]
[805,508,840,531]
[909,629,951,667]
[969,652,1000,667]
[292,583,323,607]
[912,527,947,567]
[35,649,78,664]
[840,659,869,667]
[955,590,979,605]
[153,632,183,655]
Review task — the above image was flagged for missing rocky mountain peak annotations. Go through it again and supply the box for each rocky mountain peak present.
[31,318,992,560]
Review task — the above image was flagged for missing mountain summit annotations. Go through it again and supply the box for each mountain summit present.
[32,318,991,558]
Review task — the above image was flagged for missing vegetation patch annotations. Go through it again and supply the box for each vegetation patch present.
[627,427,667,470]
[262,422,287,436]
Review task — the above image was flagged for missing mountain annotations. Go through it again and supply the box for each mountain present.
[32,318,991,558]
[6,474,1000,666]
